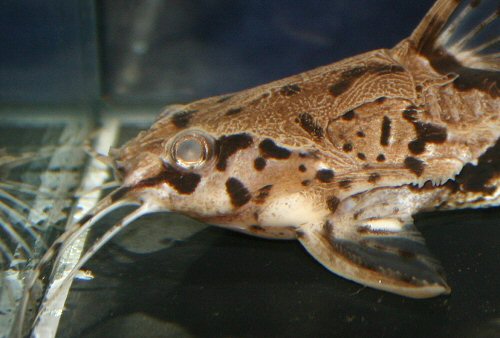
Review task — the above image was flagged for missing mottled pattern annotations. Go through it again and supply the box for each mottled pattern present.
[105,0,499,302]
[29,0,500,315]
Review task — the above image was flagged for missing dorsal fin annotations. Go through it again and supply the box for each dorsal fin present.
[409,0,499,96]
[410,0,462,54]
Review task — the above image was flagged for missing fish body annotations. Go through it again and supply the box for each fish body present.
[113,0,499,298]
[16,2,500,333]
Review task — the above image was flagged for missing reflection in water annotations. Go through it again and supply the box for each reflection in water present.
[0,148,53,270]
[0,118,93,336]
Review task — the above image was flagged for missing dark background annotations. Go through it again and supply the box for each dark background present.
[1,0,434,106]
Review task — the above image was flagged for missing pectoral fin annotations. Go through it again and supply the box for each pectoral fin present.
[297,217,450,298]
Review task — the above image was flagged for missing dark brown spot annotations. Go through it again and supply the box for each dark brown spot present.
[216,134,254,171]
[356,226,369,234]
[225,107,243,116]
[280,84,301,96]
[404,157,425,177]
[162,169,201,195]
[342,143,353,152]
[402,108,418,122]
[250,225,265,232]
[380,116,391,146]
[357,153,366,160]
[456,138,500,194]
[376,97,387,103]
[301,180,311,186]
[376,154,386,162]
[338,180,352,189]
[254,185,273,204]
[421,44,499,97]
[408,140,426,154]
[368,173,381,183]
[254,157,266,171]
[414,122,447,144]
[329,67,368,96]
[172,110,197,129]
[259,139,291,159]
[298,164,307,172]
[329,80,352,96]
[226,177,251,207]
[323,220,334,234]
[315,169,335,183]
[342,66,369,78]
[341,110,355,120]
[356,131,365,138]
[326,196,340,213]
[408,122,447,154]
[297,112,324,138]
[138,163,201,194]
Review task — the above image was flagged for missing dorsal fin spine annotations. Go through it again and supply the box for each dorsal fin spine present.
[411,0,499,73]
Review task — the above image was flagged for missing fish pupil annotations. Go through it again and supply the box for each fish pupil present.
[176,139,204,164]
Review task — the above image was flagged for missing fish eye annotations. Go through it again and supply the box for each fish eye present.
[169,130,214,169]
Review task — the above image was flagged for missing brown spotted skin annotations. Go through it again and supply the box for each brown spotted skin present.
[113,2,500,243]
[109,0,499,298]
[120,45,498,200]
[14,4,500,335]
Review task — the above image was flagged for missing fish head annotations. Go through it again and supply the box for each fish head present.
[110,99,326,229]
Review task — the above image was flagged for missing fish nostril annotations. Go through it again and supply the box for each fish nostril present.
[113,161,127,178]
